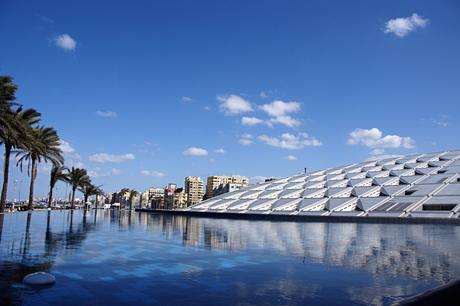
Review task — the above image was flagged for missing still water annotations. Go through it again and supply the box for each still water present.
[0,210,459,305]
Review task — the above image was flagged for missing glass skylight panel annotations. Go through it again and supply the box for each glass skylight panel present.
[403,184,443,197]
[326,187,353,198]
[383,164,405,171]
[266,183,288,190]
[259,189,283,199]
[348,178,373,187]
[420,174,456,184]
[227,199,256,210]
[326,179,349,188]
[302,188,327,198]
[272,198,302,211]
[279,189,303,199]
[247,199,277,211]
[434,183,460,196]
[366,170,390,178]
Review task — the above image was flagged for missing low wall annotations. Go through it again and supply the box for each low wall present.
[135,209,460,225]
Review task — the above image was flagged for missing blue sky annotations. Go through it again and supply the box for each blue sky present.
[1,0,460,199]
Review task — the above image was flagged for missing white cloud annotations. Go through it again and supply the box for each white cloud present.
[384,14,429,38]
[183,147,208,156]
[347,128,415,149]
[88,167,121,178]
[239,133,253,146]
[366,154,403,162]
[241,116,264,126]
[430,115,449,127]
[59,140,75,154]
[258,133,322,150]
[204,106,211,111]
[286,155,297,161]
[218,95,253,115]
[214,148,225,154]
[140,170,165,177]
[88,153,135,163]
[54,34,77,50]
[370,148,385,156]
[209,158,216,164]
[260,100,300,117]
[96,110,117,118]
[182,96,192,102]
[260,91,268,99]
[268,115,301,128]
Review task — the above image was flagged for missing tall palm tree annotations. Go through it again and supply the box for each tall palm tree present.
[0,106,41,212]
[0,75,18,131]
[48,165,69,208]
[119,188,130,209]
[16,126,63,211]
[67,167,90,209]
[128,189,138,210]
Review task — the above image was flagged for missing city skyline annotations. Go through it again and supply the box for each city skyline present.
[1,0,460,198]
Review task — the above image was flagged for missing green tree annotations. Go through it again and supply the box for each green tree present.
[16,126,63,210]
[48,165,69,208]
[0,76,42,212]
[93,186,104,209]
[67,167,90,209]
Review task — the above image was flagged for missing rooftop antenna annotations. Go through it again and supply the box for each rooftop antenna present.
[304,167,307,174]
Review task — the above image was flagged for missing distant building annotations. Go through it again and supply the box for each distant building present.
[185,176,204,206]
[213,182,246,197]
[205,175,249,199]
[149,187,164,209]
[173,188,188,208]
[164,183,177,210]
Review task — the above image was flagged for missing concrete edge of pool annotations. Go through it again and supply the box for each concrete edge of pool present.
[135,209,460,225]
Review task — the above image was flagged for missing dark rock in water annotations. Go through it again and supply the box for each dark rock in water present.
[23,272,56,286]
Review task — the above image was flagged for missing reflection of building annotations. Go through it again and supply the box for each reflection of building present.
[185,176,204,206]
[206,175,249,199]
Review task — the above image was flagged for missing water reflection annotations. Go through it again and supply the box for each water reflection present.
[0,211,459,306]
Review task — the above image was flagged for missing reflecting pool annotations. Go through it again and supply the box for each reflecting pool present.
[0,210,459,305]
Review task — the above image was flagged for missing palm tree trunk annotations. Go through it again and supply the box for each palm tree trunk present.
[48,183,54,209]
[0,144,12,212]
[71,187,76,210]
[27,157,37,211]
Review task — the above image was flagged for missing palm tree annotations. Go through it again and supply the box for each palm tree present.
[48,165,69,208]
[119,188,130,209]
[67,167,90,209]
[128,189,138,210]
[93,186,104,210]
[79,182,103,210]
[16,126,63,211]
[0,105,41,212]
[0,75,18,130]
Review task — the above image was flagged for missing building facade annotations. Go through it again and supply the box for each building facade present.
[185,176,204,206]
[206,175,249,199]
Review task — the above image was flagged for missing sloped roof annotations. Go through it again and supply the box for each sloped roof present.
[189,150,460,219]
